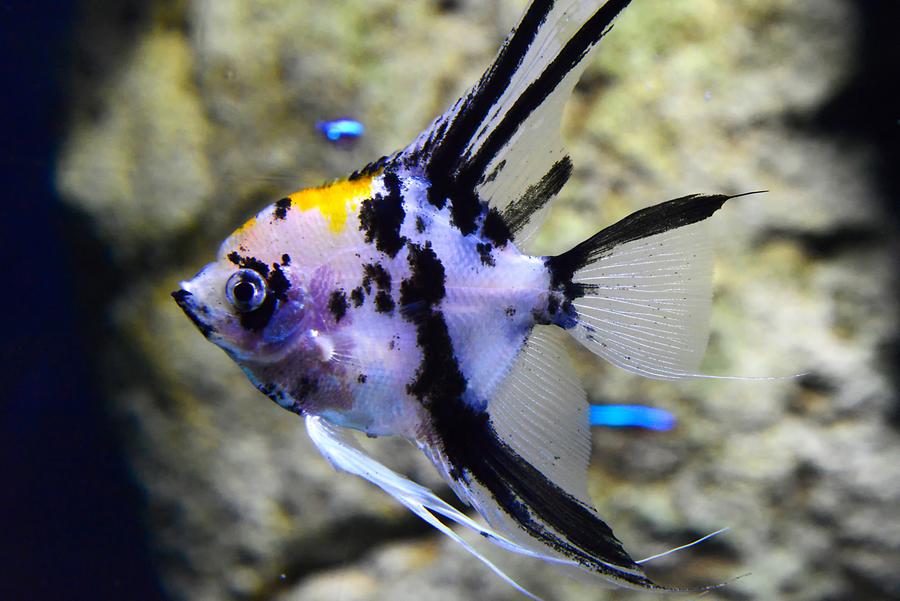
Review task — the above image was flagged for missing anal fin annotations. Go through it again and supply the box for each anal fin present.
[429,326,661,589]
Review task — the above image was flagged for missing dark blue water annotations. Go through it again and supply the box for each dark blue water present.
[0,3,165,599]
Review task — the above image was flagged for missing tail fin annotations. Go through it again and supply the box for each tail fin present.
[545,192,758,380]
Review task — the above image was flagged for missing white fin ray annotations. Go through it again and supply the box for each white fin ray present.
[569,221,715,380]
[489,325,592,506]
[304,415,581,600]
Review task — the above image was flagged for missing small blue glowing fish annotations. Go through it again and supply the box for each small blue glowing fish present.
[173,1,738,597]
[316,118,365,142]
[589,404,677,431]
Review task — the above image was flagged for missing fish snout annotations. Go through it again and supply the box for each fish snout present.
[171,288,217,338]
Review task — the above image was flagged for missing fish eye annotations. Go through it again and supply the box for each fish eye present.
[226,269,268,313]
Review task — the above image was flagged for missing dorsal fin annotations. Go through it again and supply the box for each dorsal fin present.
[398,1,633,248]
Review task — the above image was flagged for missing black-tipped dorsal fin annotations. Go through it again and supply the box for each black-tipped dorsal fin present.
[399,1,634,248]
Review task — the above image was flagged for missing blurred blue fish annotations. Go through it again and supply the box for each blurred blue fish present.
[316,118,365,142]
[589,404,676,431]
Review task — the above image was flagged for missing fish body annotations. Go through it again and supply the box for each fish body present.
[174,0,736,596]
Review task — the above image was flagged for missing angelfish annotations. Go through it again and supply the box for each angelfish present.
[173,1,740,596]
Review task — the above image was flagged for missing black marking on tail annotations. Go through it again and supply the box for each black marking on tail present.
[502,156,573,236]
[430,399,657,588]
[546,193,734,297]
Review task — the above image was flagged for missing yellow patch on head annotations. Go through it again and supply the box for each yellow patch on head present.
[288,175,376,233]
[233,216,256,235]
[222,174,377,255]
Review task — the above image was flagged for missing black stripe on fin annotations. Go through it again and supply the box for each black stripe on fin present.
[431,401,659,588]
[424,2,553,168]
[420,2,556,233]
[501,156,573,236]
[455,0,633,190]
[546,191,764,291]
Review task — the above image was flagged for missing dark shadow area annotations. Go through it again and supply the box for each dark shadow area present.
[811,1,900,222]
[0,1,166,599]
[792,0,900,429]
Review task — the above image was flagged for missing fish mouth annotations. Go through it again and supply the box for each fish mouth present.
[172,289,217,339]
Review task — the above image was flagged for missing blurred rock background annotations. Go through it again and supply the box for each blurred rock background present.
[4,0,898,600]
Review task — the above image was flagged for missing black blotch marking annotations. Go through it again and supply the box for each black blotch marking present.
[227,251,269,276]
[349,155,389,180]
[357,374,368,384]
[482,159,506,185]
[481,207,513,248]
[290,376,318,403]
[476,242,495,267]
[415,215,427,234]
[362,263,392,292]
[358,170,407,257]
[374,290,395,314]
[504,306,516,317]
[399,242,446,311]
[268,263,290,298]
[547,295,559,316]
[350,287,365,307]
[501,156,572,235]
[360,263,394,312]
[274,197,292,220]
[281,253,291,266]
[256,382,285,404]
[449,189,481,236]
[406,311,467,407]
[328,289,349,323]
